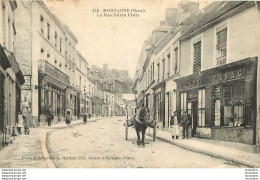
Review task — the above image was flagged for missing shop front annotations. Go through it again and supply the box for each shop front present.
[175,57,257,145]
[152,82,165,129]
[66,86,78,121]
[79,93,86,118]
[38,60,69,125]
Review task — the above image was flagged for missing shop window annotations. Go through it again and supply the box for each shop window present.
[223,84,244,127]
[216,28,227,66]
[180,92,187,115]
[198,89,205,126]
[193,41,201,73]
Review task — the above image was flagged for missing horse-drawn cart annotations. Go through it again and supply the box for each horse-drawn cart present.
[124,118,157,142]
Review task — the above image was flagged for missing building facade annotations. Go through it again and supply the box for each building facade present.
[0,0,24,148]
[134,1,260,149]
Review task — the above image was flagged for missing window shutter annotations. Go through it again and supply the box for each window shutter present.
[193,41,201,73]
[216,28,227,48]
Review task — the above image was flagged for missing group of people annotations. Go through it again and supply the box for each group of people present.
[170,110,192,139]
[134,104,192,140]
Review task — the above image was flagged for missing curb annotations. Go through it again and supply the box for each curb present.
[147,133,259,168]
[43,117,105,130]
[40,131,56,168]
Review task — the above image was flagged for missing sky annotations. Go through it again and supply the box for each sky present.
[45,0,209,78]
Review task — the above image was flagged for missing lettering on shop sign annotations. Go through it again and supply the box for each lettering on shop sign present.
[184,80,201,89]
[213,69,243,83]
[183,69,244,89]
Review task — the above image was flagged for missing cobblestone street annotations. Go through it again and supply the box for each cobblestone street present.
[46,117,246,168]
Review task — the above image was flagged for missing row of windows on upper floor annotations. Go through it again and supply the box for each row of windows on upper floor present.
[1,2,15,52]
[142,27,227,89]
[40,15,76,60]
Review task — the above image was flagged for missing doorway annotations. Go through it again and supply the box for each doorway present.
[187,101,198,136]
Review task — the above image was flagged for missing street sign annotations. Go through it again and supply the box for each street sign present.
[21,75,31,90]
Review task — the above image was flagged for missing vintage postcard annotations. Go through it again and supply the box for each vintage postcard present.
[0,0,260,171]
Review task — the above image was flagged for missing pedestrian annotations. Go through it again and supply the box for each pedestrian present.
[66,109,71,125]
[83,114,87,124]
[181,110,189,139]
[17,111,24,134]
[170,111,180,139]
[23,116,30,135]
[47,105,53,126]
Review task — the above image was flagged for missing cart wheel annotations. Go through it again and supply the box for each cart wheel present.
[125,122,128,140]
[153,126,156,141]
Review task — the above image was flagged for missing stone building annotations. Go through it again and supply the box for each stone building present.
[0,0,25,148]
[14,0,70,126]
[63,23,79,121]
[134,1,260,149]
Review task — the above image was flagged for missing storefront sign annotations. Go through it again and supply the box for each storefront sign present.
[183,69,244,89]
[213,69,244,83]
[21,75,31,90]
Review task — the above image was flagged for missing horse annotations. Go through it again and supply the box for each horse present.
[134,107,149,147]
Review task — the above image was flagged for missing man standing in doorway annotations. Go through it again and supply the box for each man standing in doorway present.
[181,110,189,139]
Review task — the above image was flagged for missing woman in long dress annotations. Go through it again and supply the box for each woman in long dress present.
[170,111,180,139]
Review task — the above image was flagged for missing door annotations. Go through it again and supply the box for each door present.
[192,101,198,136]
[187,101,198,136]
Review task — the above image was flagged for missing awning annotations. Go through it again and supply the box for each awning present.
[0,44,11,70]
[4,48,25,85]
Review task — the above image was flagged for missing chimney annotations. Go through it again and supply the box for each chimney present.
[165,8,178,27]
[177,2,199,23]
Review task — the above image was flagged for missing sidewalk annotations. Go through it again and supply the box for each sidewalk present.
[0,117,104,168]
[147,128,260,168]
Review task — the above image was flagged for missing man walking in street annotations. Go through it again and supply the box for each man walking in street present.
[181,110,189,139]
[47,105,53,126]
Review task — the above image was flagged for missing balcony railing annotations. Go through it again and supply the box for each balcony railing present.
[217,56,226,66]
[38,59,70,85]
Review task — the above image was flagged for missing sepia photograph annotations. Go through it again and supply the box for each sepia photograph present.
[0,0,260,174]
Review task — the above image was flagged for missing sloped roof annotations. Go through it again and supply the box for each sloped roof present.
[180,1,250,38]
[122,82,132,93]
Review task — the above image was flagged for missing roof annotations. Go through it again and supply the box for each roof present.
[122,82,132,93]
[62,23,78,43]
[37,0,66,35]
[152,25,172,33]
[180,1,251,38]
[77,51,88,65]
